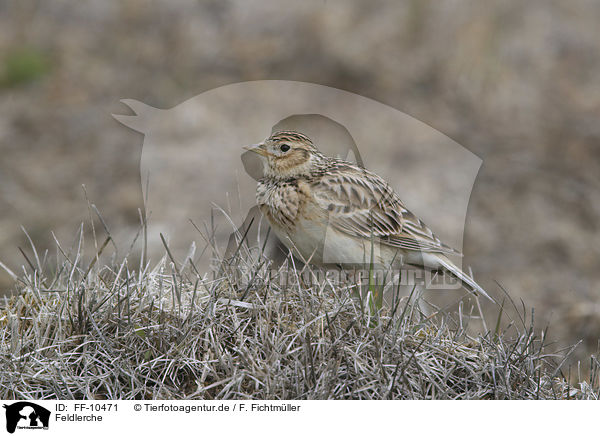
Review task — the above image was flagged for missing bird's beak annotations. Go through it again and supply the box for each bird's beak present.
[242,142,269,157]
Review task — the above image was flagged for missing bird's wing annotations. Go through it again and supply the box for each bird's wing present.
[311,163,460,255]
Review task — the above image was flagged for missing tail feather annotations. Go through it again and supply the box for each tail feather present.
[432,254,494,302]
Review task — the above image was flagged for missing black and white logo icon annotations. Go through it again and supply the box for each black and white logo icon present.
[3,402,50,434]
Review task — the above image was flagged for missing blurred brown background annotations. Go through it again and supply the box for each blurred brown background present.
[1,0,599,365]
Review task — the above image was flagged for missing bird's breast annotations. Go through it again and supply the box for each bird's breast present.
[257,178,326,233]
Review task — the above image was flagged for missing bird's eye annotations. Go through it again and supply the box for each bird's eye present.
[280,144,290,152]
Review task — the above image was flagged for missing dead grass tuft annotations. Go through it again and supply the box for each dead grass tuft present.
[0,218,598,400]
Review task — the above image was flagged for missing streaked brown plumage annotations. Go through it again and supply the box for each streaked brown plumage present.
[244,130,491,301]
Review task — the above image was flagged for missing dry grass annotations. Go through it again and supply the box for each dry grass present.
[0,217,598,400]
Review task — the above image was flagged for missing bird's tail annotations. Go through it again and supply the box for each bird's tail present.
[432,254,494,302]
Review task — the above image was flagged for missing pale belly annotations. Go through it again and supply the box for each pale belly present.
[271,217,403,267]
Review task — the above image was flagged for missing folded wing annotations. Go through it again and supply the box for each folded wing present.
[311,162,460,255]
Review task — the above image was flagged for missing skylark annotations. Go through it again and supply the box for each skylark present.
[244,130,492,301]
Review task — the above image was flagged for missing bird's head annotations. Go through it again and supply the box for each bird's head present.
[243,131,322,179]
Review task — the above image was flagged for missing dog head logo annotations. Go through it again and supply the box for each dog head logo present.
[113,80,481,288]
[3,402,50,433]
